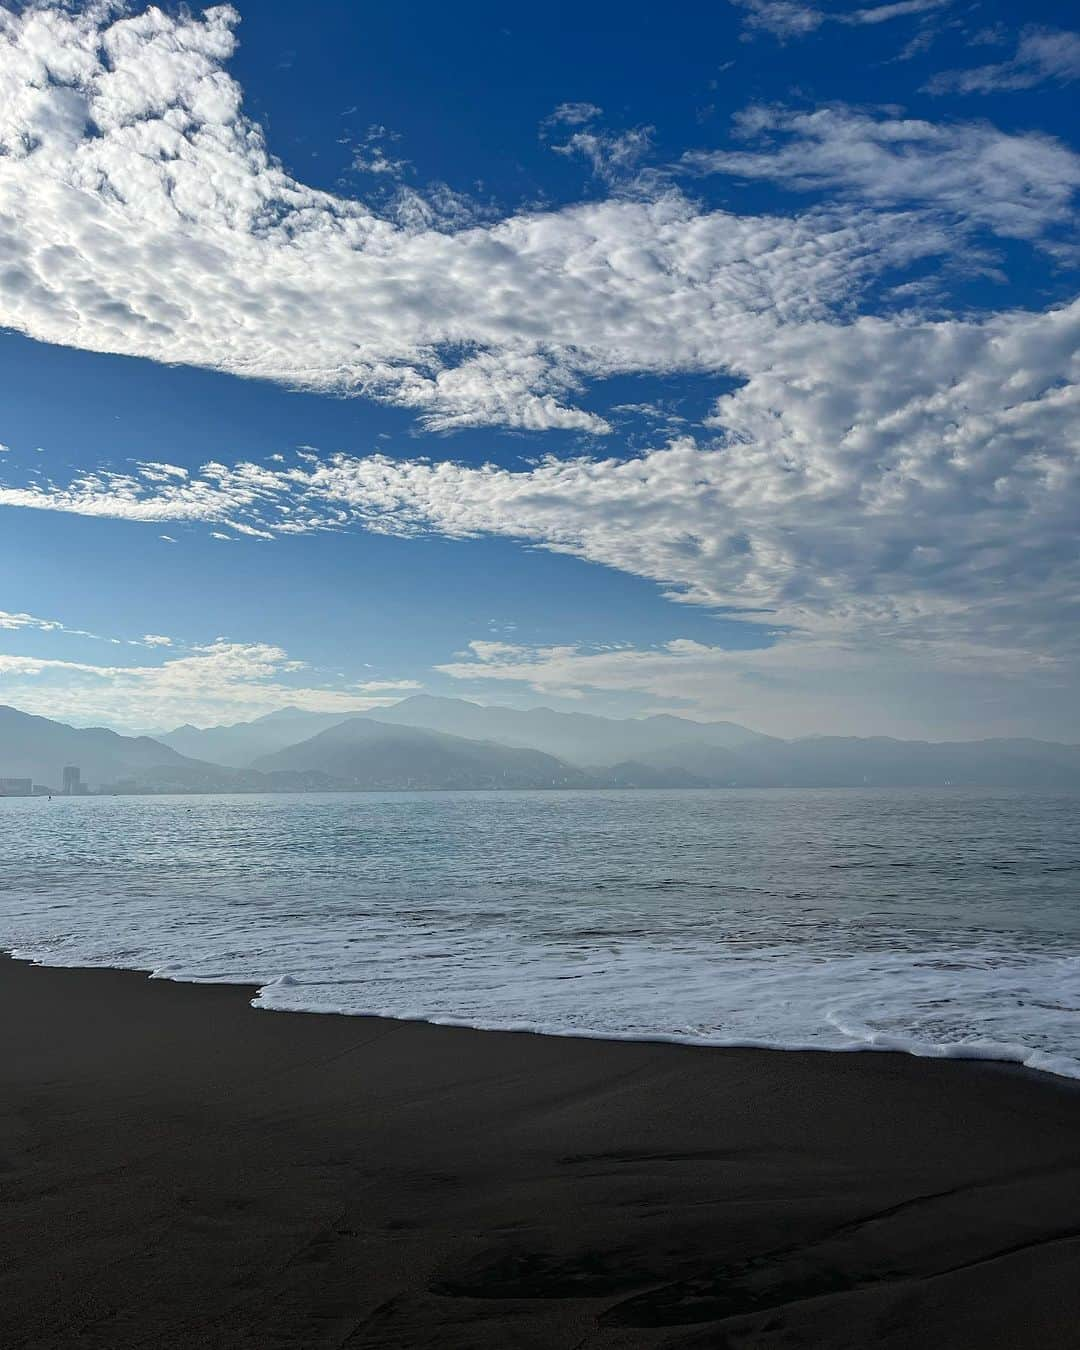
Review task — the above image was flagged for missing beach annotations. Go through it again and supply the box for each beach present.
[1,954,1078,1348]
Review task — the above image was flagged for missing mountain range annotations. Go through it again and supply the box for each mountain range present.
[151,696,768,769]
[2,697,1080,793]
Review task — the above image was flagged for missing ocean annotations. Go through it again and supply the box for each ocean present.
[2,788,1078,1079]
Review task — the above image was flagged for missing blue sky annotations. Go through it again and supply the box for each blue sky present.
[0,0,1077,738]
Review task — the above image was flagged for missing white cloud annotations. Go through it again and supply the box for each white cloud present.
[0,609,64,633]
[551,126,655,185]
[0,443,9,453]
[847,0,945,26]
[0,607,127,643]
[1,294,1077,687]
[684,105,1080,244]
[0,610,180,649]
[927,26,1080,95]
[0,1,1075,737]
[0,3,988,435]
[0,639,416,731]
[542,102,603,129]
[730,0,946,41]
[730,0,826,38]
[353,678,423,692]
[350,124,411,178]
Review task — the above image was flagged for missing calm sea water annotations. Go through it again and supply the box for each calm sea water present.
[1,789,1078,1078]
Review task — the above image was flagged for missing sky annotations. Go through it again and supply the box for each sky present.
[0,0,1077,740]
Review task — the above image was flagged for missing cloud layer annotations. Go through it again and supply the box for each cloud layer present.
[0,2,1077,735]
[3,293,1077,667]
[0,2,1062,436]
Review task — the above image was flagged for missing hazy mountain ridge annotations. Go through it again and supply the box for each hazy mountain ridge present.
[0,706,593,793]
[251,718,591,790]
[3,701,1080,793]
[0,705,204,791]
[155,696,773,770]
[361,695,773,766]
[154,707,361,768]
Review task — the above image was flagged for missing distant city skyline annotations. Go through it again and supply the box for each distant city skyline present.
[1,1,1078,740]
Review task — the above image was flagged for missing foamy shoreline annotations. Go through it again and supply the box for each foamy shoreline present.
[7,946,1078,1085]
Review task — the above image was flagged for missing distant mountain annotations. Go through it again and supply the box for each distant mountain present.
[5,702,1079,794]
[155,706,360,768]
[357,695,771,766]
[252,717,591,789]
[0,705,217,790]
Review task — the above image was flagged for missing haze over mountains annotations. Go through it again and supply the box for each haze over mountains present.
[153,707,360,769]
[155,696,769,770]
[0,704,199,792]
[251,718,588,790]
[2,697,1080,794]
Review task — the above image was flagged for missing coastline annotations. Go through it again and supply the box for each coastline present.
[2,954,1079,1348]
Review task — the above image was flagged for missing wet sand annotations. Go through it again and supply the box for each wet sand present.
[1,952,1078,1348]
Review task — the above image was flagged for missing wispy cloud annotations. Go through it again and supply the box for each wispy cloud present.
[683,104,1080,244]
[550,126,655,185]
[541,102,603,131]
[730,0,826,39]
[0,609,69,635]
[927,26,1080,95]
[349,124,411,177]
[0,608,168,647]
[353,679,423,693]
[730,0,947,41]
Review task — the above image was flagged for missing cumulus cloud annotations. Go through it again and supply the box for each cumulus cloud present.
[684,105,1080,244]
[927,26,1080,95]
[0,2,1012,436]
[0,639,415,731]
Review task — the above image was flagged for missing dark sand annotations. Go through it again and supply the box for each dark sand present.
[1,955,1078,1349]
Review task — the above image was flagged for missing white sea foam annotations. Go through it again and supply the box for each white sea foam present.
[1,789,1078,1079]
